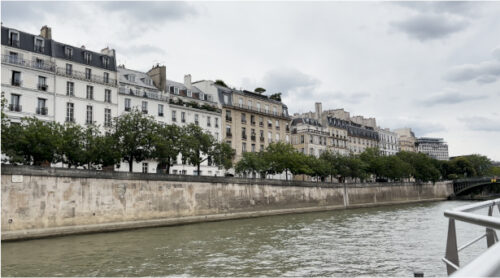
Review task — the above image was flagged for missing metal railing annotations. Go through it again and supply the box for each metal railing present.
[443,198,500,276]
[2,54,56,72]
[56,67,117,86]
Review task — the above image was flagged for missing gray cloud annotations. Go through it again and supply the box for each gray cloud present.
[98,1,197,23]
[395,2,480,17]
[114,44,166,56]
[461,116,500,132]
[380,116,446,136]
[391,14,469,41]
[444,50,500,84]
[421,90,487,106]
[329,91,371,104]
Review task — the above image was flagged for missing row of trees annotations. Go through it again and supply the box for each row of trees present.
[1,109,235,174]
[235,143,498,183]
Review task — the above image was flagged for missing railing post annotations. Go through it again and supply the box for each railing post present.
[445,218,459,275]
[486,205,497,248]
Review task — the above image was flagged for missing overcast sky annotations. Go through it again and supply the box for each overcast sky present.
[2,1,500,160]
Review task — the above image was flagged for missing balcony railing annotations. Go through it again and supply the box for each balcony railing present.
[36,107,48,115]
[66,117,75,123]
[251,135,256,141]
[11,79,22,86]
[242,134,247,140]
[223,103,290,119]
[38,84,48,91]
[226,116,232,122]
[118,87,167,101]
[57,67,117,86]
[241,119,247,124]
[8,104,22,112]
[260,137,265,142]
[142,109,148,114]
[2,55,55,72]
[9,39,20,47]
[34,45,45,53]
[158,113,164,117]
[124,107,131,112]
[226,132,232,138]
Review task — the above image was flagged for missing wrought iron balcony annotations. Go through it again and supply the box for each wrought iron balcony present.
[260,136,265,142]
[226,132,232,138]
[225,116,232,122]
[142,109,148,114]
[2,55,55,72]
[223,103,290,120]
[57,67,117,86]
[66,117,75,123]
[251,135,256,141]
[118,87,167,101]
[242,134,247,140]
[34,45,45,53]
[11,79,22,86]
[38,84,48,91]
[8,104,22,112]
[158,113,164,117]
[36,107,48,115]
[9,39,20,47]
[124,107,131,112]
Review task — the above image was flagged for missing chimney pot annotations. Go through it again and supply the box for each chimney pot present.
[40,25,52,39]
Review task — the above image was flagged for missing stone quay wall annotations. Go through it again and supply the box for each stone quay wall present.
[1,165,453,241]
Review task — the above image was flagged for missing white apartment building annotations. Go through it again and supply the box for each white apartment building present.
[1,25,118,130]
[377,127,400,156]
[290,117,329,157]
[416,137,449,161]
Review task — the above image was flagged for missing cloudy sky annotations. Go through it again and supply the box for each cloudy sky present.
[2,1,500,160]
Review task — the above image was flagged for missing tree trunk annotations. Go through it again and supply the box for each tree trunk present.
[197,163,201,176]
[286,169,288,181]
[166,163,171,175]
[129,160,133,172]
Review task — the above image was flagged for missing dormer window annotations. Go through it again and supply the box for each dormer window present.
[8,30,20,47]
[200,92,204,100]
[129,74,135,82]
[187,90,192,97]
[64,46,73,58]
[102,56,109,68]
[174,87,179,95]
[84,52,92,64]
[34,37,44,52]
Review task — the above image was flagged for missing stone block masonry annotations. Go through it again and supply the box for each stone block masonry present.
[1,165,453,241]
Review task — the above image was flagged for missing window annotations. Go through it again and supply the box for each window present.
[242,127,247,139]
[286,135,290,143]
[172,110,177,122]
[142,162,148,173]
[66,102,74,122]
[260,130,264,140]
[207,116,211,127]
[242,142,246,153]
[85,68,91,80]
[128,74,135,82]
[35,58,44,69]
[200,92,204,100]
[300,135,304,144]
[66,82,74,96]
[37,98,47,115]
[215,117,219,128]
[239,98,243,108]
[103,72,109,84]
[268,120,272,128]
[195,114,199,125]
[86,86,94,100]
[257,103,261,112]
[34,38,44,52]
[187,90,192,97]
[181,111,186,123]
[105,108,112,127]
[241,113,246,123]
[260,144,264,151]
[215,132,219,140]
[268,131,272,142]
[276,120,280,129]
[259,117,263,126]
[64,46,73,58]
[102,56,109,68]
[125,98,131,111]
[273,106,277,116]
[9,94,21,112]
[38,76,47,91]
[223,94,229,104]
[225,110,232,121]
[11,71,21,86]
[156,104,163,116]
[66,64,72,75]
[142,101,148,114]
[276,133,280,141]
[9,30,19,47]
[86,105,93,124]
[226,125,232,137]
[84,52,92,64]
[265,105,269,113]
[105,89,112,103]
[174,87,179,95]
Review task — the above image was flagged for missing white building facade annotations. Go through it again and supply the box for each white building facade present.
[377,127,400,156]
[416,137,449,161]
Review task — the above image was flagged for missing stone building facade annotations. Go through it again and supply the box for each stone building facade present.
[416,137,449,161]
[395,128,417,152]
[377,127,400,156]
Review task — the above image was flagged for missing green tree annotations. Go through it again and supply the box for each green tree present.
[306,155,330,182]
[151,123,182,174]
[360,147,383,179]
[180,124,217,176]
[235,151,266,177]
[269,93,282,101]
[112,110,156,172]
[254,87,266,94]
[95,133,121,168]
[463,154,492,176]
[60,122,86,168]
[263,142,297,180]
[211,142,235,172]
[450,157,477,178]
[319,151,338,182]
[345,155,368,182]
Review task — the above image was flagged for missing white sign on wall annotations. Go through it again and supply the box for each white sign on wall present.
[11,175,24,183]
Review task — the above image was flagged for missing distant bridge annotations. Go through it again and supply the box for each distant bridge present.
[453,176,499,196]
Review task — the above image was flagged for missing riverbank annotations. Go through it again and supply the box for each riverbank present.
[1,165,453,241]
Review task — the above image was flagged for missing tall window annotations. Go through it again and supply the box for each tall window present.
[38,76,47,91]
[265,105,269,113]
[105,89,111,103]
[64,47,73,58]
[66,103,74,122]
[141,101,148,114]
[226,125,232,136]
[66,63,72,75]
[273,106,277,116]
[241,113,246,123]
[84,52,92,64]
[102,56,109,68]
[181,111,185,123]
[172,110,177,122]
[195,114,199,125]
[36,58,44,69]
[215,117,219,128]
[158,104,164,116]
[257,103,261,112]
[86,105,93,124]
[66,82,74,96]
[242,142,246,153]
[34,38,44,52]
[187,90,192,97]
[9,94,20,111]
[86,86,94,100]
[248,100,252,109]
[124,98,131,111]
[85,68,91,80]
[37,98,47,115]
[11,71,21,86]
[276,120,280,129]
[9,31,19,47]
[268,131,272,142]
[223,94,229,104]
[225,110,232,121]
[207,116,211,127]
[103,72,109,84]
[239,98,243,108]
[104,108,111,127]
[142,162,148,173]
[242,127,246,139]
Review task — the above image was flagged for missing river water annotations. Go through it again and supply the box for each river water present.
[1,201,492,277]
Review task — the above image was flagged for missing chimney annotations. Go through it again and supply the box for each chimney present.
[81,45,85,49]
[184,74,192,88]
[40,25,52,39]
[147,64,167,92]
[100,47,116,57]
[315,102,322,120]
